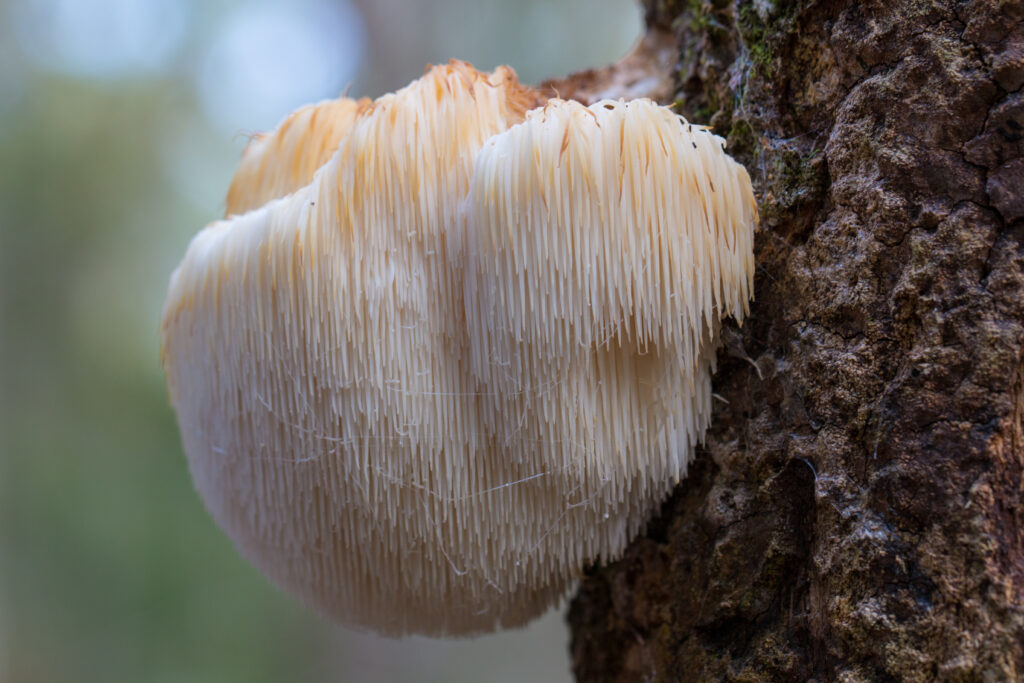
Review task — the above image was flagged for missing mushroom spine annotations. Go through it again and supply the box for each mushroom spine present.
[161,61,756,637]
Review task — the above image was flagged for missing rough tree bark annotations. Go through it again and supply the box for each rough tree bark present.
[562,1,1024,680]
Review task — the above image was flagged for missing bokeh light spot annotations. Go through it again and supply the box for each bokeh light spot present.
[10,0,190,79]
[196,0,366,135]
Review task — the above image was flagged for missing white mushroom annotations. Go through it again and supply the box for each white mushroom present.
[161,61,756,637]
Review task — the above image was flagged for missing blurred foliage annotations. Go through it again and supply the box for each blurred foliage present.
[0,0,640,681]
[0,73,327,683]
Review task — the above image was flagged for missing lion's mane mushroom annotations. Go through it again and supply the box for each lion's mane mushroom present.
[161,61,756,637]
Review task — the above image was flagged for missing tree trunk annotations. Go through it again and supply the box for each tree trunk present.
[567,1,1024,680]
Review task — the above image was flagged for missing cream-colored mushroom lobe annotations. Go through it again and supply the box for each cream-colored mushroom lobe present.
[225,96,370,216]
[160,61,756,637]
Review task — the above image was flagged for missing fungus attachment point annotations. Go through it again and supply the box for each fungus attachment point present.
[161,61,756,637]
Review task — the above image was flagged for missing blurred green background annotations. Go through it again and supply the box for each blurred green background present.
[0,0,641,681]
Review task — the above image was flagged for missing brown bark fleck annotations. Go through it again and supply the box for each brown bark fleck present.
[567,1,1024,680]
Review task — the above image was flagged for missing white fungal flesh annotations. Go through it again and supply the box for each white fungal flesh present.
[161,62,756,637]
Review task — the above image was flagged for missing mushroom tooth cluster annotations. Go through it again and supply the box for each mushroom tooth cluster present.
[161,60,756,637]
[225,96,371,216]
[460,98,755,489]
